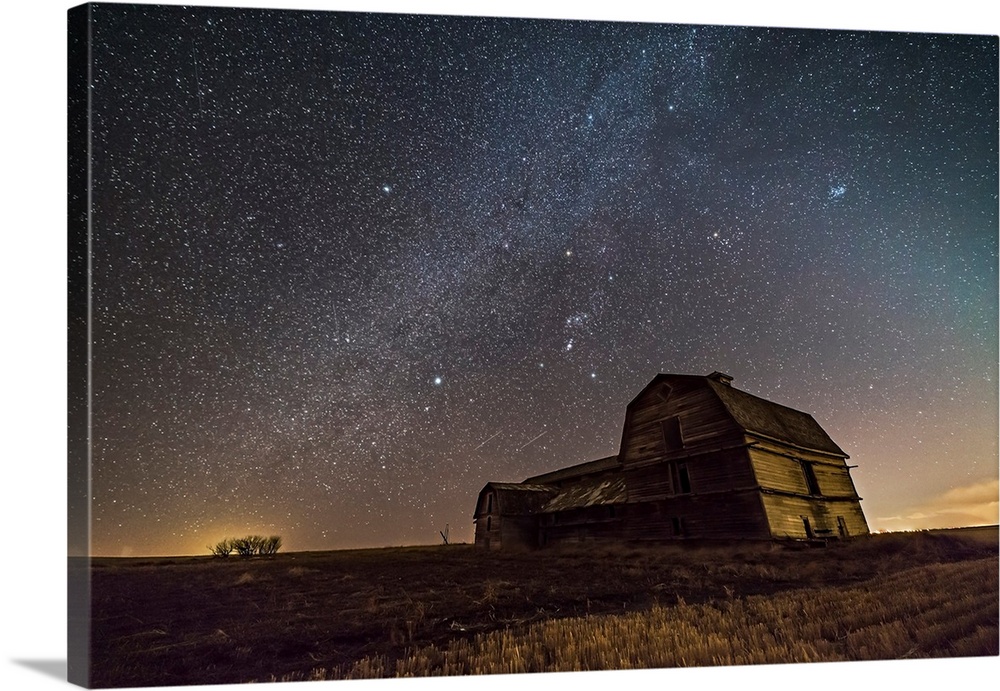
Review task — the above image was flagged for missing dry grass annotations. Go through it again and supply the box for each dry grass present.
[87,528,998,687]
[314,557,998,679]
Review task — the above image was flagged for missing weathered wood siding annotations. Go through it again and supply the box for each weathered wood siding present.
[618,377,745,467]
[748,437,868,538]
[761,493,870,539]
[539,505,624,546]
[624,447,756,501]
[811,462,863,498]
[832,502,870,537]
[615,492,770,541]
[500,516,539,550]
[474,516,501,549]
[474,515,540,550]
[748,439,856,496]
[616,377,768,539]
[473,489,494,548]
[749,447,810,494]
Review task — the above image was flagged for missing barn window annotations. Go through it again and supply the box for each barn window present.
[802,462,821,496]
[678,463,691,493]
[486,516,492,531]
[661,416,683,451]
[486,493,493,514]
[668,461,692,494]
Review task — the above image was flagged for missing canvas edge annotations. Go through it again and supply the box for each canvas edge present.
[67,2,93,688]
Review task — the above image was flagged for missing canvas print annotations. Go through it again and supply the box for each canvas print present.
[67,2,999,688]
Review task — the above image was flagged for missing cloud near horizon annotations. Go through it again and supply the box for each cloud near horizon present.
[874,479,999,531]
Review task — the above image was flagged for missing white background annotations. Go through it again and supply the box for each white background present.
[2,1,997,690]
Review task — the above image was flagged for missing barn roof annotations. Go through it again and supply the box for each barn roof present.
[476,463,627,517]
[626,372,847,457]
[541,474,628,512]
[523,454,619,484]
[479,482,557,516]
[705,378,846,457]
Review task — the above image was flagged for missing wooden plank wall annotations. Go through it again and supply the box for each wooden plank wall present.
[617,378,770,540]
[474,489,517,548]
[760,494,869,538]
[749,438,868,538]
[623,447,756,501]
[500,516,539,550]
[619,378,744,467]
[610,493,770,541]
[540,507,625,546]
[750,447,810,495]
[748,440,858,497]
[474,515,501,548]
[812,462,863,498]
[832,502,870,537]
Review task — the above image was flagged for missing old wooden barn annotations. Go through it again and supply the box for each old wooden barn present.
[473,371,869,549]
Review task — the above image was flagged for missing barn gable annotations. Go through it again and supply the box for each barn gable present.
[616,373,747,467]
[473,483,557,550]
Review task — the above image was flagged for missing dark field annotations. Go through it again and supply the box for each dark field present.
[87,527,999,687]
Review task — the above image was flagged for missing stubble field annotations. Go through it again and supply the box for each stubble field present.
[87,527,998,687]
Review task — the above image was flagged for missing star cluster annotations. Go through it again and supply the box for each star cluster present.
[82,4,997,556]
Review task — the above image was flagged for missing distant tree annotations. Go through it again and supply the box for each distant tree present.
[260,535,282,555]
[209,538,234,557]
[231,536,255,556]
[210,534,282,557]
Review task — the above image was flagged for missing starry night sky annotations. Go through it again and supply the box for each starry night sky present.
[81,3,998,557]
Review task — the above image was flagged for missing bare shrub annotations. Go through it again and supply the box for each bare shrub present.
[231,537,255,557]
[209,534,282,557]
[209,538,233,557]
[247,535,266,554]
[260,535,282,555]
